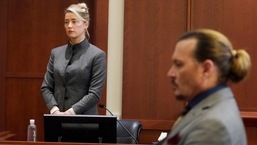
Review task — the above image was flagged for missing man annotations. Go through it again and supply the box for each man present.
[159,29,250,145]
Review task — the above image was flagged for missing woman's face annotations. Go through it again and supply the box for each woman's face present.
[64,12,88,43]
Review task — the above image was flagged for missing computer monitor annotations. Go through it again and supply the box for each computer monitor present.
[44,114,117,143]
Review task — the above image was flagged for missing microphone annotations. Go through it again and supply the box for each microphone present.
[98,104,139,144]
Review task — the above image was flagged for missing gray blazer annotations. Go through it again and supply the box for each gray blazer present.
[160,87,247,145]
[41,39,106,115]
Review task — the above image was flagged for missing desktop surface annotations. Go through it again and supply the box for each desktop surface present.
[0,141,148,145]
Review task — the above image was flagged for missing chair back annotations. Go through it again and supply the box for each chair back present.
[117,120,142,144]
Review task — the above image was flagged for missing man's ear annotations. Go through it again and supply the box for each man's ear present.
[202,59,215,77]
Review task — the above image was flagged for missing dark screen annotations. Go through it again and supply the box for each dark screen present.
[44,114,117,143]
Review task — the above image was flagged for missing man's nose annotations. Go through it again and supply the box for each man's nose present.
[167,67,174,77]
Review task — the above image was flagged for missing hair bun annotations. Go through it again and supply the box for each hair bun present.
[229,49,251,82]
[78,3,88,12]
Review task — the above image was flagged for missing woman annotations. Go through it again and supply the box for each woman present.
[41,3,106,115]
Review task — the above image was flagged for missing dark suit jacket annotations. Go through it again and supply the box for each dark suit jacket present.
[159,87,247,145]
[41,38,106,114]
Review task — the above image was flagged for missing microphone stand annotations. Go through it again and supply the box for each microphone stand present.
[99,104,139,144]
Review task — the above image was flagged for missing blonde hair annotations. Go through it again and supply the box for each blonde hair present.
[178,29,251,83]
[65,3,90,38]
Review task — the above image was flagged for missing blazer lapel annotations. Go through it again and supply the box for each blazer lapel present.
[167,87,233,142]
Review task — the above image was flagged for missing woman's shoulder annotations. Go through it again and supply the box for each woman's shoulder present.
[88,43,106,55]
[51,44,68,53]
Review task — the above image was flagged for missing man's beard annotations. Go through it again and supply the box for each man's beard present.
[176,94,186,101]
[172,79,186,101]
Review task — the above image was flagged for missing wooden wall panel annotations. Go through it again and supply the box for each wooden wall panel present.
[123,1,189,143]
[246,127,257,145]
[6,0,88,74]
[92,0,109,50]
[0,0,7,131]
[123,0,188,120]
[5,78,47,141]
[123,0,188,142]
[190,0,257,110]
[92,0,109,115]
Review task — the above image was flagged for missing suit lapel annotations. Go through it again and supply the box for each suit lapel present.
[167,87,233,141]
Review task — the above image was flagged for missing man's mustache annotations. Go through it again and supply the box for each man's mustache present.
[172,79,178,87]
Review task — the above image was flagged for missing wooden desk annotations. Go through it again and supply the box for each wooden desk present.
[0,141,149,145]
[241,111,257,127]
[0,132,15,141]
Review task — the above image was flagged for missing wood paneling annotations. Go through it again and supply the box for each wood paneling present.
[122,1,189,142]
[6,0,87,74]
[123,0,188,120]
[0,0,7,132]
[190,2,257,143]
[92,0,109,50]
[0,141,121,145]
[92,0,109,115]
[190,0,257,110]
[5,78,47,141]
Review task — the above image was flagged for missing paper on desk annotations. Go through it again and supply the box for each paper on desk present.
[158,132,167,141]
